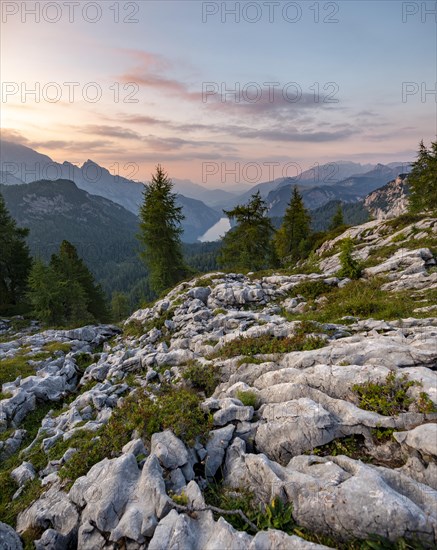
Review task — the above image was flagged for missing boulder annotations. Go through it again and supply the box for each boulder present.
[213,404,254,427]
[394,424,437,457]
[150,430,189,470]
[16,485,79,541]
[0,522,23,550]
[255,398,336,463]
[205,425,235,479]
[11,462,35,487]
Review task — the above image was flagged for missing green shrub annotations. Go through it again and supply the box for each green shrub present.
[308,435,371,463]
[170,491,189,505]
[255,498,295,532]
[123,319,145,338]
[416,392,437,414]
[214,333,326,359]
[391,232,406,243]
[235,390,258,408]
[182,361,220,397]
[288,280,334,300]
[74,352,94,373]
[371,427,395,442]
[352,372,422,416]
[385,213,425,232]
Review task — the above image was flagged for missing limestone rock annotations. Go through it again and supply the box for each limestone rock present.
[150,430,189,470]
[0,522,23,550]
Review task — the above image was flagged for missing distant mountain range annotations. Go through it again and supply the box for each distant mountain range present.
[264,164,410,218]
[0,141,220,243]
[0,139,412,242]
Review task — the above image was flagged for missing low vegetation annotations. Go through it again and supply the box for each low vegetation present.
[285,278,420,323]
[0,353,38,387]
[287,280,335,301]
[123,308,175,339]
[205,484,421,549]
[182,361,220,397]
[59,386,213,486]
[0,341,73,387]
[235,390,258,408]
[352,372,436,416]
[236,356,265,367]
[0,400,66,527]
[213,332,326,359]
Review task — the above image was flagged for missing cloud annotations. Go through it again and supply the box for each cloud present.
[83,125,143,140]
[142,135,237,153]
[118,49,202,102]
[29,139,114,152]
[116,114,168,126]
[1,128,30,145]
[230,126,357,143]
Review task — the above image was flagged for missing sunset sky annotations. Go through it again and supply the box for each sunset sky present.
[1,0,436,186]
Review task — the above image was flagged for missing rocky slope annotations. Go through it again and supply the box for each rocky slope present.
[1,216,436,549]
[364,175,409,220]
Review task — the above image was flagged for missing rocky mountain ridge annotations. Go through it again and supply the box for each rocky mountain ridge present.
[364,175,409,220]
[0,216,436,549]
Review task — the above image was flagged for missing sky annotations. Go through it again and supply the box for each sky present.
[1,0,436,186]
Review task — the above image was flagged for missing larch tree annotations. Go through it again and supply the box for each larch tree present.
[138,165,187,295]
[218,191,276,271]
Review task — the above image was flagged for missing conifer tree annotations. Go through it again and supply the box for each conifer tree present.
[28,241,109,326]
[138,165,187,295]
[218,191,275,271]
[408,140,437,213]
[274,187,311,264]
[0,192,32,311]
[27,260,64,325]
[329,203,344,230]
[338,238,362,279]
[50,240,110,323]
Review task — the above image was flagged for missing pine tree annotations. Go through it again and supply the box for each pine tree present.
[138,165,187,295]
[338,238,362,279]
[329,203,344,230]
[50,240,110,324]
[218,191,275,271]
[274,187,311,264]
[0,192,32,311]
[408,140,437,213]
[27,260,64,325]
